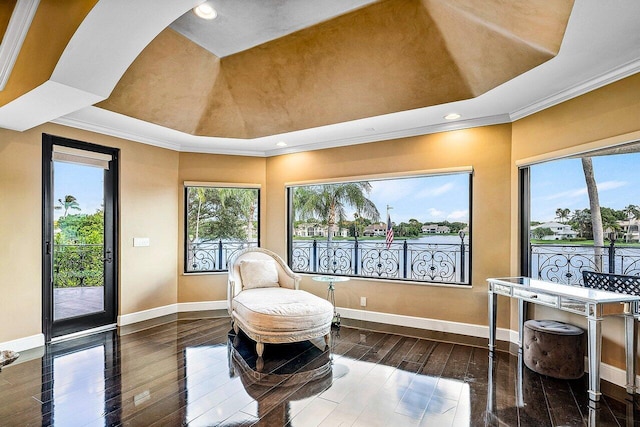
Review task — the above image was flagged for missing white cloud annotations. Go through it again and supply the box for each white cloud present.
[447,210,468,220]
[544,180,627,200]
[370,180,414,204]
[415,182,455,198]
[427,208,446,218]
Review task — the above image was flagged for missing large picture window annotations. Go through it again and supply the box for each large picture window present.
[184,184,259,273]
[287,173,471,285]
[521,144,640,285]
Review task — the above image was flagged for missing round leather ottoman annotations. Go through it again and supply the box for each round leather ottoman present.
[523,319,585,379]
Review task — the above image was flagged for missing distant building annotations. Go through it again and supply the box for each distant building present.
[618,219,640,242]
[530,222,577,240]
[293,223,348,238]
[363,222,387,237]
[421,224,450,234]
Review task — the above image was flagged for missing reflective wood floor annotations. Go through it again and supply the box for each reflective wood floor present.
[0,317,638,426]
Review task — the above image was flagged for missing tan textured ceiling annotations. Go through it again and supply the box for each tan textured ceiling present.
[0,0,98,107]
[0,1,17,41]
[99,0,574,139]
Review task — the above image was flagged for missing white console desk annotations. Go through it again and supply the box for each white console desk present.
[488,276,640,401]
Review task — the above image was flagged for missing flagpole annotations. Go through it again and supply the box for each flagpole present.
[386,205,394,249]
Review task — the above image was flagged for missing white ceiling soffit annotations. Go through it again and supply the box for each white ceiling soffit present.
[0,0,40,91]
[0,0,203,131]
[170,0,377,58]
[3,0,640,156]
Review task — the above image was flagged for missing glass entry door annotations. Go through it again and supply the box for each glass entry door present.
[42,134,119,341]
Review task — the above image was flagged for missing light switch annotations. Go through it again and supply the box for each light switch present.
[133,237,150,247]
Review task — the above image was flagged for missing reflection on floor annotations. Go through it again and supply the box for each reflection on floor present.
[0,317,637,426]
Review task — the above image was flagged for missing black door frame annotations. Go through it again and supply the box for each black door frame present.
[42,134,119,342]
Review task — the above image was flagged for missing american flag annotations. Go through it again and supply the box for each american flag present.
[385,213,394,249]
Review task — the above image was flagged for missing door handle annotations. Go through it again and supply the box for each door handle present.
[104,248,113,263]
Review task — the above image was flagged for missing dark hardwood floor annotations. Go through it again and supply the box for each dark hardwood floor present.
[0,316,638,426]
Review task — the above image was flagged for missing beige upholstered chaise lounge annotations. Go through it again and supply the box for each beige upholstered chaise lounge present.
[227,247,333,358]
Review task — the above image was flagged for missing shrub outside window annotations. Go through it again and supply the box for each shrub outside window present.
[287,173,471,285]
[185,185,259,272]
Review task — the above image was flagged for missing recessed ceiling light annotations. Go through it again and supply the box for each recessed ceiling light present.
[444,113,461,120]
[276,141,287,147]
[193,3,217,20]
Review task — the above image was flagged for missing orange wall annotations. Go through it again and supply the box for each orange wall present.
[511,73,640,369]
[177,152,267,303]
[0,123,179,343]
[0,69,638,378]
[265,125,513,326]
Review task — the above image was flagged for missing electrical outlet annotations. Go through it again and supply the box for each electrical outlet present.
[360,296,367,307]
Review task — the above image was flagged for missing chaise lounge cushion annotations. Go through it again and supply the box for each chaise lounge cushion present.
[233,287,334,332]
[239,259,280,290]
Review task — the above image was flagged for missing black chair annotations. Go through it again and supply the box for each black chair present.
[582,270,640,297]
[581,270,640,396]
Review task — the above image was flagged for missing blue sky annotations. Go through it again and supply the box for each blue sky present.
[531,153,640,222]
[54,161,104,220]
[363,174,470,224]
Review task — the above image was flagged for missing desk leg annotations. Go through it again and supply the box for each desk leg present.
[518,299,526,348]
[488,291,497,352]
[587,316,603,401]
[625,315,636,394]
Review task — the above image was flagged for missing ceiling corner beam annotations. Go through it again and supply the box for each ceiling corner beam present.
[0,0,40,91]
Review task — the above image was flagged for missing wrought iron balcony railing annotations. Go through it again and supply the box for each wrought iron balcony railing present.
[186,240,258,272]
[531,241,640,285]
[53,244,104,288]
[291,239,470,285]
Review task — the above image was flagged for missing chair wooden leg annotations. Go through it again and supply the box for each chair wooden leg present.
[256,342,264,357]
[233,322,239,334]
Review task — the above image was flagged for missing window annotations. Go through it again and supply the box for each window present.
[287,173,471,285]
[521,144,640,285]
[184,185,259,272]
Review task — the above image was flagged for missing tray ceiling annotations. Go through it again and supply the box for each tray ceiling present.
[0,0,638,156]
[98,0,573,139]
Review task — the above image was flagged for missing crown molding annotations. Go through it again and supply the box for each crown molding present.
[51,59,638,158]
[56,109,511,157]
[263,114,512,156]
[52,113,183,152]
[53,108,269,157]
[510,58,640,121]
[0,0,40,91]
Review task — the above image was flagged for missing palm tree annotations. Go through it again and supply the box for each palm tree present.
[555,208,571,224]
[55,195,81,217]
[192,187,207,242]
[581,157,604,271]
[294,182,380,243]
[219,188,258,242]
[570,209,591,238]
[623,204,640,242]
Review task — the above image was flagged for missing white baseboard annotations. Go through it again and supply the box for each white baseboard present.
[117,303,178,326]
[117,301,228,326]
[177,301,227,312]
[0,333,45,352]
[595,360,640,392]
[337,306,513,342]
[338,306,638,393]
